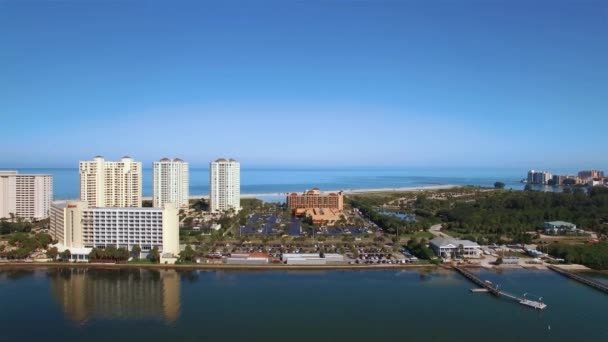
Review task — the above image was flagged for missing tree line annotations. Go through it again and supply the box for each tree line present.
[348,197,431,235]
[548,242,608,270]
[432,187,608,237]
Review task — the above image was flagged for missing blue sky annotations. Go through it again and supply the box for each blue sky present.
[1,0,607,169]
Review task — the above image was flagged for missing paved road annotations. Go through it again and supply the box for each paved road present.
[429,224,452,238]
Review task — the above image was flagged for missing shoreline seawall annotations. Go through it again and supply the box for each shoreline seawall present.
[0,261,443,272]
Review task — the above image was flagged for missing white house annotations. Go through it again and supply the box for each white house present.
[543,221,577,235]
[429,237,481,259]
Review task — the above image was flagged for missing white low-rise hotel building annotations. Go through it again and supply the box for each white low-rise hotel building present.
[50,201,179,261]
[153,158,189,209]
[0,170,53,220]
[429,237,481,259]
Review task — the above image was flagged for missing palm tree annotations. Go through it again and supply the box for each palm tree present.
[149,246,160,263]
[131,245,142,260]
[62,249,71,262]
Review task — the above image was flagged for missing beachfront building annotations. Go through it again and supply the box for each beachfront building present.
[551,175,568,186]
[0,170,53,220]
[152,158,189,209]
[209,158,240,213]
[299,208,344,226]
[287,188,345,226]
[527,170,552,185]
[578,170,604,181]
[79,156,142,208]
[429,237,481,259]
[49,201,180,262]
[543,221,577,235]
[287,188,344,211]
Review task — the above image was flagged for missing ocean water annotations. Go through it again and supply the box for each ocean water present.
[0,268,606,342]
[7,167,529,199]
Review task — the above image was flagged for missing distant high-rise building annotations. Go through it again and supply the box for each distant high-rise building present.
[209,158,240,213]
[551,175,568,186]
[527,170,552,185]
[153,158,189,209]
[578,170,604,180]
[79,156,142,208]
[0,170,52,220]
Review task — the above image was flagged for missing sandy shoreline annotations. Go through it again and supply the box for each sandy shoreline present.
[139,184,460,201]
[54,185,461,202]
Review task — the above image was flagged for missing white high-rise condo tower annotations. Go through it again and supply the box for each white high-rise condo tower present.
[153,158,189,209]
[79,156,142,208]
[0,170,53,220]
[209,158,240,213]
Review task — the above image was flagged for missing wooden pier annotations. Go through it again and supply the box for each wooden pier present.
[453,266,547,310]
[547,265,608,294]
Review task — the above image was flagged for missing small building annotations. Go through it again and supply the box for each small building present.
[53,243,92,263]
[285,257,327,265]
[502,256,519,264]
[225,257,268,265]
[210,223,222,231]
[323,253,344,262]
[281,253,344,264]
[429,237,481,259]
[160,253,178,265]
[225,252,269,265]
[295,208,343,226]
[543,221,577,235]
[281,253,320,262]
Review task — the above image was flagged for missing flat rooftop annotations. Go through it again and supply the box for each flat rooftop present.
[0,170,52,176]
[51,201,164,210]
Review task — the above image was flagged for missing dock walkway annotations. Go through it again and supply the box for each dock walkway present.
[453,266,547,310]
[547,265,608,294]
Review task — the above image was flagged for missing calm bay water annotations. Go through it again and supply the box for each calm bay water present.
[0,268,606,342]
[8,167,530,199]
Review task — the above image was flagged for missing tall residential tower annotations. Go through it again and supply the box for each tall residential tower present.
[79,156,142,208]
[153,158,189,209]
[0,170,53,220]
[209,158,240,213]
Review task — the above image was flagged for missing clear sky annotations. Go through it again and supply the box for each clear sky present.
[1,0,607,169]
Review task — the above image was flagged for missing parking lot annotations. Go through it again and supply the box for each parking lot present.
[237,213,374,238]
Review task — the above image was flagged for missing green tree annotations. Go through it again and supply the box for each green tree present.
[494,182,506,189]
[46,247,58,260]
[89,248,100,261]
[131,245,142,260]
[61,249,71,262]
[116,248,129,262]
[105,245,118,260]
[180,245,195,263]
[301,214,313,226]
[149,246,160,263]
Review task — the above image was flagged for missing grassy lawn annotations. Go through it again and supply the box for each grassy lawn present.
[400,231,434,241]
[412,231,434,240]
